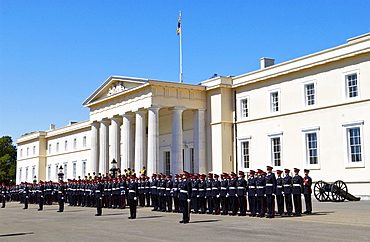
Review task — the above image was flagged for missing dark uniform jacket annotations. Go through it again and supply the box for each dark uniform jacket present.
[236,178,248,197]
[150,179,158,195]
[178,179,192,201]
[228,178,237,197]
[219,179,229,197]
[265,173,276,195]
[205,180,213,197]
[191,180,199,197]
[247,177,257,197]
[127,182,139,200]
[94,183,104,199]
[212,180,221,197]
[198,180,206,198]
[276,177,283,196]
[256,177,266,197]
[165,180,173,196]
[303,176,312,194]
[283,175,292,194]
[292,175,303,195]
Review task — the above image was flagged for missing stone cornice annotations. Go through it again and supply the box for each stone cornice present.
[16,132,47,144]
[45,120,91,138]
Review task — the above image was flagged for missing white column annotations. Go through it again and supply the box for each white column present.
[134,109,146,174]
[194,109,206,174]
[121,113,133,171]
[110,115,121,168]
[99,118,110,176]
[171,107,186,175]
[90,121,100,174]
[147,105,161,176]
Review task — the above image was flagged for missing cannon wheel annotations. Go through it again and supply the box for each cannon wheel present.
[314,180,331,202]
[331,180,348,202]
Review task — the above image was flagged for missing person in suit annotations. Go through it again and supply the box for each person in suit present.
[303,169,313,214]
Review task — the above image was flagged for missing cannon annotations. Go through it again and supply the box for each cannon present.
[314,180,361,202]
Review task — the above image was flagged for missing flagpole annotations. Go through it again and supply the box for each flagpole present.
[179,11,183,83]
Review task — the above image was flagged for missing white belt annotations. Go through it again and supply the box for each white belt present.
[192,188,198,191]
[150,186,157,189]
[212,187,218,190]
[257,186,265,189]
[180,190,188,193]
[229,187,236,189]
[293,184,301,187]
[160,187,165,190]
[166,188,171,190]
[249,186,256,189]
[237,187,246,189]
[266,184,273,186]
[284,185,291,187]
[198,189,205,191]
[277,186,283,188]
[96,191,100,193]
[221,187,227,190]
[128,190,135,193]
[206,188,212,190]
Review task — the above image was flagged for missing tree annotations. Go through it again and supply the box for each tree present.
[0,136,17,185]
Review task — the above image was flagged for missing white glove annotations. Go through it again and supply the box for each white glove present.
[205,196,207,199]
[226,193,229,197]
[134,197,138,200]
[235,194,238,197]
[216,195,220,198]
[272,193,275,196]
[187,199,191,203]
[264,194,266,197]
[197,195,200,197]
[26,196,29,199]
[61,197,64,200]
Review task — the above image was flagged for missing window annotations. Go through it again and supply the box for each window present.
[269,89,280,113]
[302,127,320,169]
[25,167,29,181]
[343,121,364,168]
[48,144,51,154]
[82,160,87,177]
[19,168,22,181]
[55,164,59,181]
[56,143,59,153]
[64,162,68,179]
[32,166,36,179]
[268,132,282,167]
[343,70,360,99]
[73,138,77,149]
[73,162,77,179]
[241,141,250,169]
[20,149,23,158]
[190,148,194,174]
[83,136,87,148]
[48,165,51,180]
[240,97,249,118]
[303,80,316,107]
[165,151,171,176]
[33,146,36,155]
[27,147,29,157]
[65,140,68,151]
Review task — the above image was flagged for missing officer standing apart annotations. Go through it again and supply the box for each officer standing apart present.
[179,172,192,224]
[127,175,139,219]
[303,169,312,214]
[95,178,104,216]
[38,181,45,211]
[57,181,66,212]
[23,183,30,209]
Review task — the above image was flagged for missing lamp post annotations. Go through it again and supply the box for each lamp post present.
[110,159,118,178]
[58,165,64,181]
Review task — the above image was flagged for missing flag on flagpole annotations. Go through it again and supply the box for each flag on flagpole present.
[176,14,181,35]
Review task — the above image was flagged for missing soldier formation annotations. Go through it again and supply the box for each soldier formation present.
[1,166,313,223]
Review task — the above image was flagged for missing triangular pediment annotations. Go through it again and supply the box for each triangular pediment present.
[82,76,149,106]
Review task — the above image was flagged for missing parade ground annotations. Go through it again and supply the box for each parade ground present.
[1,199,370,241]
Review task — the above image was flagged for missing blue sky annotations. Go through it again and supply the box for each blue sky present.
[1,0,369,143]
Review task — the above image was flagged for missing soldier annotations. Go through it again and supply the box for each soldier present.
[191,175,199,213]
[283,169,293,216]
[219,174,228,215]
[236,171,248,216]
[265,166,276,218]
[127,176,139,219]
[165,175,173,212]
[198,174,206,214]
[172,174,180,213]
[179,172,192,224]
[303,169,312,214]
[144,176,151,207]
[37,181,45,211]
[247,170,257,217]
[275,170,284,215]
[256,170,266,217]
[57,181,66,212]
[150,174,158,211]
[22,183,30,209]
[119,176,127,209]
[205,173,213,214]
[292,168,303,216]
[157,174,166,212]
[94,178,104,216]
[228,172,237,216]
[111,178,120,208]
[1,183,7,208]
[212,174,221,215]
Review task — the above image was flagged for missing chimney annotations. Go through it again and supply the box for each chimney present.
[260,57,275,69]
[69,121,78,125]
[50,124,55,130]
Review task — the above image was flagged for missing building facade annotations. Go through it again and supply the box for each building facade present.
[17,33,370,195]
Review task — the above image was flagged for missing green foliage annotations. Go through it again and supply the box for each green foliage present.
[0,136,17,185]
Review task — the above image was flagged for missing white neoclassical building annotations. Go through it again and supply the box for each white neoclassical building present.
[17,33,370,195]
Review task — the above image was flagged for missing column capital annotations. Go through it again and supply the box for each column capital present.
[91,120,100,127]
[134,108,147,114]
[110,115,122,123]
[100,118,111,125]
[148,105,162,111]
[170,106,186,111]
[122,112,134,118]
[194,108,206,112]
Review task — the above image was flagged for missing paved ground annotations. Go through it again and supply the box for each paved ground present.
[0,199,369,241]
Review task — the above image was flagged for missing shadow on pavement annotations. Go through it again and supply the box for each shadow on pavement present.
[0,232,34,237]
[136,215,164,219]
[190,220,220,224]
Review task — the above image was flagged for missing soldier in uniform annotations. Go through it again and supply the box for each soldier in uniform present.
[179,172,192,224]
[198,174,206,214]
[228,172,237,216]
[150,174,158,211]
[292,168,303,216]
[256,170,266,217]
[23,183,30,209]
[283,169,293,216]
[212,174,221,215]
[37,181,45,211]
[119,176,127,209]
[94,179,104,216]
[144,176,151,207]
[1,183,7,208]
[57,181,66,212]
[236,171,248,216]
[111,178,120,208]
[191,175,199,213]
[219,173,229,215]
[172,174,180,213]
[275,170,284,215]
[165,175,173,212]
[205,173,213,214]
[127,176,139,219]
[158,174,166,212]
[303,169,312,214]
[265,166,276,218]
[247,170,257,217]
